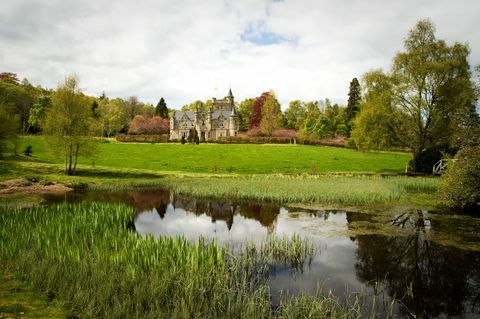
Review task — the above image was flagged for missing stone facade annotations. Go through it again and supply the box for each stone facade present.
[169,89,239,141]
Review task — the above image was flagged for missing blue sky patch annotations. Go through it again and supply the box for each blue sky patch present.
[240,23,295,46]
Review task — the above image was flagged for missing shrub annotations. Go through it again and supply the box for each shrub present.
[441,146,480,212]
[23,145,33,156]
[115,134,169,143]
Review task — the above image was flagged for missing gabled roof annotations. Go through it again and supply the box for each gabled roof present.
[173,111,195,121]
[211,111,233,119]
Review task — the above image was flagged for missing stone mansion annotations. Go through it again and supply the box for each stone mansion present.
[169,89,239,141]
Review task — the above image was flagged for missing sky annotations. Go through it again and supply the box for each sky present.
[1,0,479,109]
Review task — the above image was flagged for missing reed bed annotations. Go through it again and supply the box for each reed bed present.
[0,202,394,318]
[152,175,442,206]
[249,234,317,271]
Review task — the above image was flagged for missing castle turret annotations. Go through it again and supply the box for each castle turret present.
[226,88,234,107]
[228,106,237,137]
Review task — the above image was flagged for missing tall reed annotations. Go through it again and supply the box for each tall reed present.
[0,202,394,318]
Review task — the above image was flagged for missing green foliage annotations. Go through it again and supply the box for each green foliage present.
[260,91,282,136]
[346,77,361,136]
[44,75,97,175]
[354,20,479,172]
[238,98,254,131]
[351,71,397,151]
[155,97,168,118]
[284,100,306,131]
[182,100,208,112]
[0,104,18,156]
[28,95,51,132]
[441,146,480,211]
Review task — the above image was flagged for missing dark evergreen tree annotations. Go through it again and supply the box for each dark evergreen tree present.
[345,77,361,136]
[91,100,100,119]
[155,97,168,118]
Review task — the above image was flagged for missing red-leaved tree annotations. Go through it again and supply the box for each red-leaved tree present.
[128,115,169,135]
[248,92,269,130]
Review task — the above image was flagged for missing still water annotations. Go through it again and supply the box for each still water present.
[43,189,480,318]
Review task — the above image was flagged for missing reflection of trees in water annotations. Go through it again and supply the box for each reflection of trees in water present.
[349,211,480,318]
[173,199,280,231]
[44,189,281,230]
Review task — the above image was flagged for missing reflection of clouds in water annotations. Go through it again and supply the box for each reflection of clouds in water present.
[135,205,268,245]
[136,205,366,298]
[269,236,363,299]
[277,209,349,237]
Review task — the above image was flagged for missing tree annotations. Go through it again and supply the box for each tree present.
[128,115,169,135]
[182,100,207,112]
[28,95,51,132]
[353,20,479,172]
[351,70,397,150]
[99,98,128,137]
[238,98,254,131]
[249,92,269,130]
[155,97,168,118]
[260,92,282,136]
[44,75,97,175]
[302,101,321,134]
[284,100,306,131]
[0,103,17,156]
[125,96,140,120]
[0,75,36,134]
[345,77,361,136]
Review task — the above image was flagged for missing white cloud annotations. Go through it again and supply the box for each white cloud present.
[1,0,479,109]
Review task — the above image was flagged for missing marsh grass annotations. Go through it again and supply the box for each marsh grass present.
[155,175,442,207]
[0,202,394,318]
[257,234,317,270]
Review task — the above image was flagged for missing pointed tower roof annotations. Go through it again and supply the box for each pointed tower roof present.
[228,88,234,98]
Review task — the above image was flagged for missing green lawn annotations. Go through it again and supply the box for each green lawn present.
[18,136,411,174]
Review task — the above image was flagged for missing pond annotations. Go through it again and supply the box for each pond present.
[42,189,480,318]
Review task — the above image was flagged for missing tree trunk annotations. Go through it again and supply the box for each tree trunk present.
[67,144,73,175]
[72,144,79,175]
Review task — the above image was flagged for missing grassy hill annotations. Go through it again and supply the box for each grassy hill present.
[17,136,411,174]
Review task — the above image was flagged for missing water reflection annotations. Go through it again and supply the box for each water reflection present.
[42,189,480,318]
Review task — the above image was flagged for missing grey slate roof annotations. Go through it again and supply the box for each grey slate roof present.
[211,111,232,119]
[173,110,235,121]
[173,111,195,120]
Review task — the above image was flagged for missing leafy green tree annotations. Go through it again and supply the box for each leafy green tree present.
[260,92,281,136]
[284,100,306,130]
[0,103,18,156]
[0,75,36,134]
[351,70,397,151]
[155,97,168,118]
[345,77,361,136]
[238,98,254,131]
[44,75,97,175]
[353,20,479,172]
[182,100,208,112]
[99,98,125,137]
[28,95,51,132]
[302,101,321,134]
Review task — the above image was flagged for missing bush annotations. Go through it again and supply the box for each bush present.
[441,146,480,212]
[115,134,169,143]
[408,146,454,174]
[23,145,33,156]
